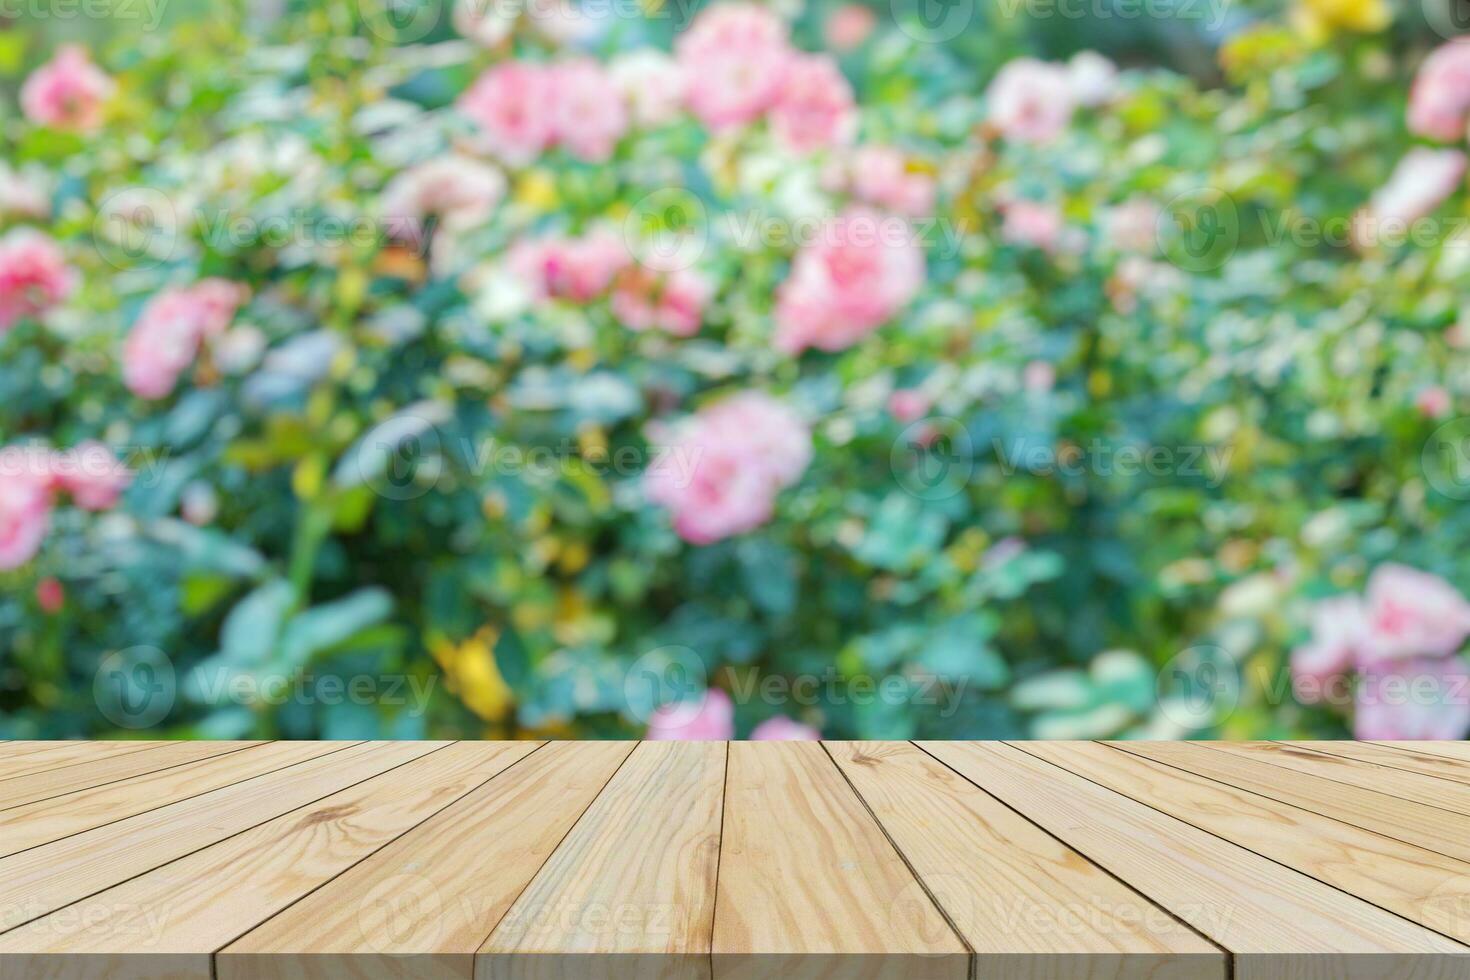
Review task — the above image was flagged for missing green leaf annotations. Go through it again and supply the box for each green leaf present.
[220,579,296,664]
[277,588,394,666]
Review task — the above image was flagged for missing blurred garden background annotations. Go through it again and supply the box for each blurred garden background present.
[4,0,1470,741]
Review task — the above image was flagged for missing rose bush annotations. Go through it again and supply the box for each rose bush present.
[2,0,1469,741]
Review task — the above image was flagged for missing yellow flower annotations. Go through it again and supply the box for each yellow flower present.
[514,170,560,212]
[1292,0,1390,41]
[428,627,515,722]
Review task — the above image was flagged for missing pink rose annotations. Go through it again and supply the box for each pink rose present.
[1360,563,1470,663]
[611,263,713,336]
[774,208,925,354]
[511,228,631,304]
[846,146,936,218]
[1001,200,1065,252]
[1067,51,1118,108]
[647,687,735,740]
[1409,41,1470,142]
[1289,594,1366,704]
[1104,197,1160,254]
[20,45,115,133]
[751,716,821,740]
[459,61,558,167]
[1023,360,1056,392]
[609,51,687,128]
[888,388,931,423]
[1353,655,1470,740]
[549,58,630,163]
[0,468,52,571]
[1417,386,1452,419]
[47,441,132,511]
[645,391,812,545]
[824,4,876,52]
[35,576,65,614]
[676,3,793,131]
[123,279,248,400]
[769,54,857,154]
[986,58,1075,144]
[381,155,506,242]
[1356,148,1466,247]
[0,229,76,333]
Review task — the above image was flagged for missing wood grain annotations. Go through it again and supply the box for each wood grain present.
[0,741,257,811]
[1212,741,1470,816]
[1038,741,1470,944]
[0,742,538,980]
[221,740,634,980]
[0,741,160,780]
[480,741,724,980]
[0,740,346,859]
[1124,741,1470,864]
[922,741,1469,980]
[1373,742,1470,764]
[0,741,435,932]
[1284,740,1470,786]
[827,741,1222,980]
[713,740,968,980]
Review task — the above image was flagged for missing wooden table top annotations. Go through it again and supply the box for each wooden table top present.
[0,740,1467,979]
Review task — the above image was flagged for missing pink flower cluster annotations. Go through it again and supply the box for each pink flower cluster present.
[1409,41,1470,143]
[458,58,629,165]
[20,45,115,133]
[676,3,855,151]
[1290,564,1470,739]
[122,279,249,400]
[984,53,1117,145]
[381,155,506,243]
[458,5,856,162]
[0,229,76,333]
[0,442,131,571]
[646,688,821,740]
[774,208,925,354]
[510,229,714,336]
[644,391,811,545]
[824,146,937,218]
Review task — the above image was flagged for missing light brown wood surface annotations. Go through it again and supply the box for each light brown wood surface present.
[1,740,1467,980]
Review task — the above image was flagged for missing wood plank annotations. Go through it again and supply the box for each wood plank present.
[0,741,258,811]
[0,741,539,980]
[1123,741,1470,864]
[921,742,1469,980]
[1213,741,1470,815]
[827,741,1222,980]
[1285,741,1470,787]
[1373,741,1470,764]
[712,740,968,980]
[220,740,635,980]
[0,741,437,932]
[0,741,161,780]
[0,741,346,859]
[480,741,724,980]
[1035,741,1470,944]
